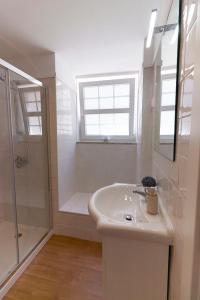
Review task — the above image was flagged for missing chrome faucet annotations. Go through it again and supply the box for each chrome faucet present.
[132,184,146,197]
[133,184,157,199]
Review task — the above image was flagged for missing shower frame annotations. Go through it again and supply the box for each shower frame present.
[0,58,52,288]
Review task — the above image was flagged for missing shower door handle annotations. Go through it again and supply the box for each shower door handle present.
[15,155,29,168]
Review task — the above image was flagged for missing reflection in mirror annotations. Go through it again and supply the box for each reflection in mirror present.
[154,0,180,161]
[10,76,43,138]
[22,87,42,136]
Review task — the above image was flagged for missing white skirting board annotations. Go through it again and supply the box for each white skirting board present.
[54,223,101,242]
[0,230,53,299]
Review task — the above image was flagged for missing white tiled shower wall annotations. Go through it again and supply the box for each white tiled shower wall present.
[76,143,138,193]
[152,1,200,299]
[56,79,77,207]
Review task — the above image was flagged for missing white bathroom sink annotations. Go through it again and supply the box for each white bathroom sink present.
[89,183,172,244]
[90,183,147,223]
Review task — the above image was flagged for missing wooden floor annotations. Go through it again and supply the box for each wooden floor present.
[4,235,102,300]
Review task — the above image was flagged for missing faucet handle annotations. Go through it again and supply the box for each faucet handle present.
[133,184,145,194]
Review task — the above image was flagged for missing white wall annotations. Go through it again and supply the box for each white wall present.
[152,1,200,299]
[76,143,138,193]
[56,78,77,207]
[2,52,55,79]
[55,54,75,89]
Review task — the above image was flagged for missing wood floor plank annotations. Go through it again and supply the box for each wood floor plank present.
[3,235,102,300]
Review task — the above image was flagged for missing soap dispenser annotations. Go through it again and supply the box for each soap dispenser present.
[141,176,158,215]
[146,187,158,215]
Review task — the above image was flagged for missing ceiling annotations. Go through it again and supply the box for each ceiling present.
[0,0,172,76]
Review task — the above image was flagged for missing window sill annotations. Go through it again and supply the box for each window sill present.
[159,142,174,145]
[76,140,137,145]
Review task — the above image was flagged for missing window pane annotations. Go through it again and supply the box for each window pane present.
[23,91,36,102]
[25,102,38,112]
[114,113,129,135]
[99,85,113,97]
[85,114,99,125]
[85,113,129,136]
[181,115,191,136]
[28,116,41,126]
[161,93,176,106]
[99,114,114,135]
[37,102,41,111]
[35,91,41,101]
[99,113,129,136]
[84,86,98,98]
[162,79,176,93]
[29,126,42,135]
[114,84,130,96]
[99,114,113,125]
[160,111,175,136]
[84,98,98,110]
[99,97,114,109]
[114,96,129,108]
[85,125,99,135]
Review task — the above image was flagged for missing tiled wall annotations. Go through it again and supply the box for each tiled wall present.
[56,79,77,207]
[41,77,58,231]
[152,1,200,299]
[76,143,138,193]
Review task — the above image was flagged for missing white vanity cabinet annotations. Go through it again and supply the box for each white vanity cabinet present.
[102,235,169,300]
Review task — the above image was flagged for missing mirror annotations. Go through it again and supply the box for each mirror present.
[154,0,180,161]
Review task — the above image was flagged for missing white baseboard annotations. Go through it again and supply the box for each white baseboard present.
[54,224,102,242]
[0,230,53,299]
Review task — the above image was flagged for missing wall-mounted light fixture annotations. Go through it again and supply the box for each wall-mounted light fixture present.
[146,9,158,48]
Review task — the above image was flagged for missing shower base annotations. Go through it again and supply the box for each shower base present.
[60,192,92,215]
[57,193,101,242]
[0,221,47,285]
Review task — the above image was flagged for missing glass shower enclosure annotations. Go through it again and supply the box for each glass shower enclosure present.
[0,61,51,285]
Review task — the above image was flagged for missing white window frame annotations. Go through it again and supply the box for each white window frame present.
[78,78,135,143]
[18,86,44,139]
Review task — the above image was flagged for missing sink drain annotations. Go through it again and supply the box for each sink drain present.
[124,214,134,221]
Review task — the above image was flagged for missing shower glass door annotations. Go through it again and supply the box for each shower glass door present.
[9,70,50,262]
[0,66,18,285]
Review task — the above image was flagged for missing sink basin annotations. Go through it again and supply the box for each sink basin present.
[90,183,147,224]
[89,183,172,244]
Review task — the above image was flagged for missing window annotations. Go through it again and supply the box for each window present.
[160,75,176,141]
[78,77,136,142]
[20,87,43,136]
